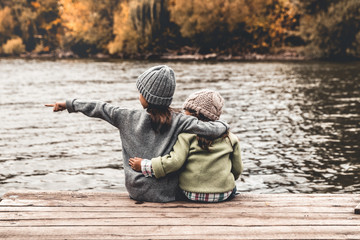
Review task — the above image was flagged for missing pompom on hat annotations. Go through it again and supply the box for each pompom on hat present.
[183,89,224,121]
[136,65,176,107]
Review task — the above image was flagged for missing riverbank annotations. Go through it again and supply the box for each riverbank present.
[10,47,307,61]
[159,51,306,61]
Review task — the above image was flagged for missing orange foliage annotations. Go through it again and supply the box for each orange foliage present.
[168,0,245,38]
[245,0,298,49]
[2,37,25,55]
[59,0,113,52]
[31,2,41,9]
[109,0,169,55]
[0,6,15,36]
[108,1,139,54]
[168,0,298,51]
[59,0,95,41]
[0,0,301,56]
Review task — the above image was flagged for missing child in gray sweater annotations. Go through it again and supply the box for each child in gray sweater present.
[46,65,229,202]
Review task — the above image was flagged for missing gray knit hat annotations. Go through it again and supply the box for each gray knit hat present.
[136,65,176,107]
[183,89,224,121]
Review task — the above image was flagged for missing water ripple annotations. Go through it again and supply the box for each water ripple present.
[0,59,359,195]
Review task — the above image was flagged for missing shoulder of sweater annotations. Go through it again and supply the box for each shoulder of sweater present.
[118,107,147,115]
[109,108,149,122]
[171,111,196,121]
[171,111,185,119]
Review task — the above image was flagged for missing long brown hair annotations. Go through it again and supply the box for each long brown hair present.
[185,108,229,151]
[147,104,173,133]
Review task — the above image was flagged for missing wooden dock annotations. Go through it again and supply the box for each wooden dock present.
[0,191,359,239]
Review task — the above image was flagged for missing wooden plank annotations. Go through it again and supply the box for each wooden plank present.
[2,191,130,201]
[0,226,359,240]
[3,191,358,201]
[0,205,355,214]
[1,198,358,208]
[0,192,359,239]
[2,194,359,204]
[0,216,359,227]
[355,203,360,214]
[0,211,357,220]
[1,193,359,208]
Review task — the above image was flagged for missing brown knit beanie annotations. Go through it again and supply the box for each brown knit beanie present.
[183,89,224,121]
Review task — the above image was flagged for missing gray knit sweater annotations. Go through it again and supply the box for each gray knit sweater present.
[66,99,229,202]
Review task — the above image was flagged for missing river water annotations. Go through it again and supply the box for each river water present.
[0,59,359,196]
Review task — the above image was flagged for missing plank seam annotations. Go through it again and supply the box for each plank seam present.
[1,224,360,227]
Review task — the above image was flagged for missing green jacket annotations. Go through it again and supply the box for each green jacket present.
[152,132,243,193]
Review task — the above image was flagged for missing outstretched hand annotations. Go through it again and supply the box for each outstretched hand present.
[129,157,143,172]
[45,102,66,112]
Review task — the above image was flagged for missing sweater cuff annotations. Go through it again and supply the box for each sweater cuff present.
[141,159,153,178]
[66,99,76,113]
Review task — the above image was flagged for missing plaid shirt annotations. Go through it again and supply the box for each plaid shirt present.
[141,159,233,202]
[141,159,153,177]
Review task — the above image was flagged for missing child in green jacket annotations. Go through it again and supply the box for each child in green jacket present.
[129,89,243,202]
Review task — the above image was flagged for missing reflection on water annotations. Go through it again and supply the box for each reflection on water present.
[292,63,360,192]
[0,59,359,196]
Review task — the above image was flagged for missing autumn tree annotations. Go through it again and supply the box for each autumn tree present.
[167,0,247,52]
[109,0,175,56]
[29,0,61,52]
[1,0,357,59]
[296,0,341,15]
[168,0,299,54]
[108,1,139,55]
[244,0,299,53]
[0,6,15,44]
[299,0,360,59]
[0,0,60,53]
[59,0,120,56]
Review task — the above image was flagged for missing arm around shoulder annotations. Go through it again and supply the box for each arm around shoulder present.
[181,114,229,139]
[152,133,193,178]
